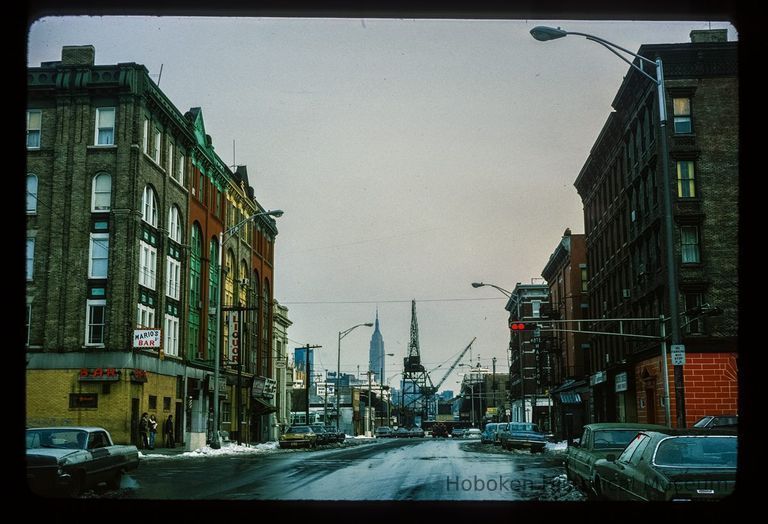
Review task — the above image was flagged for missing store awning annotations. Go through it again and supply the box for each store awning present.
[252,397,277,414]
[559,392,583,404]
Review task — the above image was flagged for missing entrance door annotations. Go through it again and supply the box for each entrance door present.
[645,386,657,424]
[131,398,140,446]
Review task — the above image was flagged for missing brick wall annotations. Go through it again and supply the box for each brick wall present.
[675,353,738,427]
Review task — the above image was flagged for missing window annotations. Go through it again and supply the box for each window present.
[26,238,35,281]
[70,393,98,409]
[166,257,181,300]
[27,175,38,214]
[153,127,161,163]
[673,98,692,134]
[168,206,182,243]
[143,117,149,154]
[89,233,109,278]
[139,241,157,289]
[142,186,158,227]
[26,304,31,346]
[27,110,42,148]
[198,172,205,204]
[176,153,185,186]
[207,239,219,353]
[681,226,701,264]
[684,292,705,335]
[137,303,156,328]
[92,173,112,212]
[676,161,696,198]
[149,395,157,410]
[163,397,172,411]
[164,314,180,357]
[167,141,174,174]
[85,299,106,345]
[188,224,202,359]
[95,108,115,145]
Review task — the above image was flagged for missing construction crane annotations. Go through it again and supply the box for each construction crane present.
[421,337,476,397]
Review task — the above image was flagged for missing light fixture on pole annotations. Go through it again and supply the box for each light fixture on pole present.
[471,282,512,297]
[335,322,374,432]
[531,25,685,427]
[211,209,283,449]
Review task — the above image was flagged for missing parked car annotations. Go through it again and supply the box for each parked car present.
[26,426,140,497]
[481,423,501,444]
[409,427,425,438]
[431,423,449,438]
[279,425,318,449]
[375,426,394,438]
[326,426,346,442]
[451,428,466,439]
[394,427,411,438]
[463,428,482,439]
[309,424,334,445]
[493,423,509,445]
[693,415,738,429]
[564,422,669,496]
[498,422,548,452]
[593,428,737,501]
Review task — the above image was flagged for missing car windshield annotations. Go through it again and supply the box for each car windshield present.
[288,426,310,434]
[27,429,88,450]
[592,429,644,449]
[654,436,737,468]
[509,423,538,432]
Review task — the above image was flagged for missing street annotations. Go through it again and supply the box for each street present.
[106,438,583,501]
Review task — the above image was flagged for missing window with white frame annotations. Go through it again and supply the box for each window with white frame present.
[91,173,112,212]
[166,257,181,300]
[164,314,180,357]
[95,107,115,146]
[27,175,38,214]
[26,238,35,281]
[673,97,692,134]
[142,186,158,227]
[681,226,701,264]
[676,160,696,199]
[153,127,161,163]
[143,117,149,154]
[176,153,185,186]
[85,299,106,346]
[27,110,41,149]
[168,205,182,243]
[89,233,109,279]
[139,241,157,289]
[137,303,156,328]
[167,140,174,174]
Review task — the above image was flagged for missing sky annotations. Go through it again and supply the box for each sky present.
[27,15,738,394]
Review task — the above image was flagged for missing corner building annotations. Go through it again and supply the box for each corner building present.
[573,30,738,427]
[25,46,280,446]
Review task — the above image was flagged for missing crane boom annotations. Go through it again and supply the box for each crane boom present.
[432,337,476,392]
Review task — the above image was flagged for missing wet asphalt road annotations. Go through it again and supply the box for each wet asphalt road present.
[117,438,574,501]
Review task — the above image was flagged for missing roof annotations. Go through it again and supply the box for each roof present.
[584,423,669,431]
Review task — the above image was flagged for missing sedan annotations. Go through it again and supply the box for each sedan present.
[498,422,547,452]
[593,429,737,501]
[278,426,318,449]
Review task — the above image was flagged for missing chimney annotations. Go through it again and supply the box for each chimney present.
[61,45,95,66]
[689,29,727,43]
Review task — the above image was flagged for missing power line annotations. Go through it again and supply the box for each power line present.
[281,297,507,305]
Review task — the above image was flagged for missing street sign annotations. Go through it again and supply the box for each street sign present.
[671,344,686,366]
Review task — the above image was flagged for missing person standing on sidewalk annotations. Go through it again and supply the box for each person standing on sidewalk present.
[148,414,158,450]
[139,412,150,449]
[164,415,175,448]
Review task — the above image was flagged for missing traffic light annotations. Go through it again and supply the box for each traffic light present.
[509,322,536,331]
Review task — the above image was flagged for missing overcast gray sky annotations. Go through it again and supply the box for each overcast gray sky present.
[27,16,737,393]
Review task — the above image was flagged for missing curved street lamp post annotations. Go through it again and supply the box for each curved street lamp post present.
[211,209,283,449]
[335,323,374,432]
[530,25,685,427]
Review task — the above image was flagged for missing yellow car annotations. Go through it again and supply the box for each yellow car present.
[279,425,318,449]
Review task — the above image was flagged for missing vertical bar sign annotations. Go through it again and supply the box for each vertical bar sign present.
[228,312,239,364]
[230,312,240,364]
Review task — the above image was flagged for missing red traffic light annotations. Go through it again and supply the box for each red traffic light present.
[510,322,535,331]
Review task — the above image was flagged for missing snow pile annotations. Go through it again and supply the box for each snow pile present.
[545,440,569,452]
[140,441,280,459]
[537,473,587,501]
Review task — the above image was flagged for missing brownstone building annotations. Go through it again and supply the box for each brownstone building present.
[573,30,738,427]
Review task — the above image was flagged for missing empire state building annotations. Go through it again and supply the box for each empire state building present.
[368,310,385,383]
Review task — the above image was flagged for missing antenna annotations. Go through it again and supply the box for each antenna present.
[157,64,163,86]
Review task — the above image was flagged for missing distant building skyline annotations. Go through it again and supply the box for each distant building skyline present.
[368,310,385,383]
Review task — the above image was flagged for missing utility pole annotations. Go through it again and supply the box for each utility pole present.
[323,370,328,425]
[367,370,373,436]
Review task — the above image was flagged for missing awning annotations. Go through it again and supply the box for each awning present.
[550,379,587,394]
[559,392,583,404]
[252,397,277,414]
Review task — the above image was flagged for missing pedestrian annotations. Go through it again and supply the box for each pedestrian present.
[164,414,175,448]
[148,414,158,450]
[139,412,149,449]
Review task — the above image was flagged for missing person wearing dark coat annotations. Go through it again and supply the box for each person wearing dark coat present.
[164,415,175,448]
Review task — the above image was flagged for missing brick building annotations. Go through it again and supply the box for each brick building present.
[573,30,738,427]
[26,46,281,446]
[541,229,590,441]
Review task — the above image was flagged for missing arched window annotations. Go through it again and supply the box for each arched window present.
[168,205,183,243]
[92,173,112,212]
[26,174,38,214]
[225,250,235,308]
[239,260,248,307]
[142,185,158,227]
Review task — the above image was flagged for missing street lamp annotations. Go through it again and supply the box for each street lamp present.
[211,209,283,449]
[471,282,512,297]
[531,26,685,427]
[335,323,374,432]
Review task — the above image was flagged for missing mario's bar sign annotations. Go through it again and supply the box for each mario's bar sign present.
[133,329,161,349]
[78,368,121,382]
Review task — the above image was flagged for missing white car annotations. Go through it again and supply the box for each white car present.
[463,428,482,439]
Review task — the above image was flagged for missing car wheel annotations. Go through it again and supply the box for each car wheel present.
[63,471,84,498]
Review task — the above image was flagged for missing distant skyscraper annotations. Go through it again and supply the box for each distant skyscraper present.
[368,310,385,383]
[294,347,315,385]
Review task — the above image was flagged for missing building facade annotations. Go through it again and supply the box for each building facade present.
[541,229,590,441]
[26,46,281,447]
[573,29,738,427]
